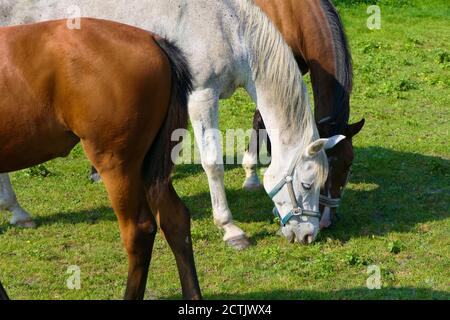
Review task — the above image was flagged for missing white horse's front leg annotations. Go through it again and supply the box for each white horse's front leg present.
[189,91,251,250]
[0,173,35,228]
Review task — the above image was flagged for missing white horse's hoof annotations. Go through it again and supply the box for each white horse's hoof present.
[12,218,36,229]
[225,235,251,250]
[242,176,262,190]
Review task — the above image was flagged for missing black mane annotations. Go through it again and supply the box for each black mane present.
[319,0,353,135]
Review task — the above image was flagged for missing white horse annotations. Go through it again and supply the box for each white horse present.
[0,0,344,248]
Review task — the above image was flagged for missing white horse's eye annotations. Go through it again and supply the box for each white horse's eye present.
[301,182,312,190]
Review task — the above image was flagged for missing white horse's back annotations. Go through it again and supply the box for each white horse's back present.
[2,0,246,91]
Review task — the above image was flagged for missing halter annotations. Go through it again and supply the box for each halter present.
[267,147,321,226]
[319,168,352,209]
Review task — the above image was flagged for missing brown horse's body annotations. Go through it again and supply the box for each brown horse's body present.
[0,18,200,300]
[0,19,168,172]
[251,0,365,226]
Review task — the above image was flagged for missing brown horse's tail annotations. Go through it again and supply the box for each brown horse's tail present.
[143,37,193,198]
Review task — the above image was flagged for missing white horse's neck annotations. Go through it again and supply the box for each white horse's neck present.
[237,0,320,172]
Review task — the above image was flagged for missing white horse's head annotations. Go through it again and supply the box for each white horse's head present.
[264,135,345,244]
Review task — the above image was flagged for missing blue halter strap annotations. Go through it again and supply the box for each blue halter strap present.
[267,148,321,226]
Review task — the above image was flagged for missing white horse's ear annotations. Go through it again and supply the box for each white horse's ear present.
[305,135,346,157]
[305,139,328,157]
[324,135,346,150]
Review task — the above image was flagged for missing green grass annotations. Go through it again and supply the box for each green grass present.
[1,1,449,300]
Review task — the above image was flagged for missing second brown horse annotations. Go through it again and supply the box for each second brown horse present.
[247,0,365,228]
[0,18,200,300]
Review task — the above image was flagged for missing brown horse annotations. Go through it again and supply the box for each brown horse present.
[0,18,200,300]
[246,0,365,228]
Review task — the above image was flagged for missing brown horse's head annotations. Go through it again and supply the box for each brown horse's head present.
[319,119,365,229]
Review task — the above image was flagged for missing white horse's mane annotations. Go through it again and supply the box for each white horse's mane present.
[237,0,328,186]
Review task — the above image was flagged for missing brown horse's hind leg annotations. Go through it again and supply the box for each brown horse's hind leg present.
[149,182,202,300]
[102,169,157,300]
[82,142,157,300]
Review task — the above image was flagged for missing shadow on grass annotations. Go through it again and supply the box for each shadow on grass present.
[34,206,117,227]
[0,206,116,234]
[178,146,450,242]
[216,286,449,299]
[164,287,449,300]
[2,147,447,243]
[319,146,449,241]
[163,287,450,301]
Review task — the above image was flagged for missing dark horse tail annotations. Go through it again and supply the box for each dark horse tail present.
[143,38,193,197]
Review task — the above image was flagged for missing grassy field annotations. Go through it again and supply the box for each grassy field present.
[0,0,449,299]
